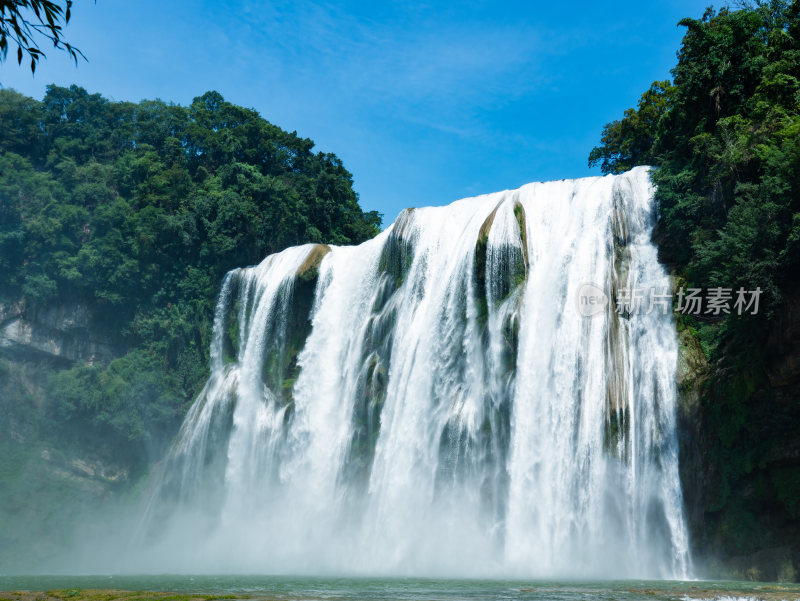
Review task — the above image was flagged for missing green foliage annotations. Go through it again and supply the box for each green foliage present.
[0,1,84,74]
[588,80,673,174]
[45,349,185,447]
[0,85,381,464]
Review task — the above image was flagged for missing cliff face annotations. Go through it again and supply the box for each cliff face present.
[676,289,800,582]
[0,296,131,571]
[0,296,119,366]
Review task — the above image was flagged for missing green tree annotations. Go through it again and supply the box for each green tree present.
[588,80,673,174]
[0,84,382,464]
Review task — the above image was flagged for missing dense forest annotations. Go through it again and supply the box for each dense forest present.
[589,0,800,579]
[0,85,381,467]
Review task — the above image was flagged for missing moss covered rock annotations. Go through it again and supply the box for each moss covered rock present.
[297,244,331,283]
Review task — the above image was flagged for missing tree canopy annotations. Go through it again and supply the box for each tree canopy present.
[0,85,381,459]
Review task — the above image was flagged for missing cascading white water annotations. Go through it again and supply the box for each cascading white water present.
[137,167,691,578]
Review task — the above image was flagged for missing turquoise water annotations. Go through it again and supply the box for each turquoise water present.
[1,576,799,601]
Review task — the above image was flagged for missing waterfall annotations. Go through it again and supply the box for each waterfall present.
[137,167,691,578]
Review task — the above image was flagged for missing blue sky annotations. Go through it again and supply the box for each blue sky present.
[2,0,707,224]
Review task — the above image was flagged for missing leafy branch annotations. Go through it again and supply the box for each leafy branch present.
[0,0,86,73]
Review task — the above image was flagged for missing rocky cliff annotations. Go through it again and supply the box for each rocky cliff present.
[0,296,132,571]
[0,296,119,365]
[676,288,800,582]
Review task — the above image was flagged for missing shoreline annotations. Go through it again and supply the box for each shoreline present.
[2,585,800,601]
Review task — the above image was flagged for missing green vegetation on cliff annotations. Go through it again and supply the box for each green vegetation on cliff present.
[0,85,381,463]
[589,0,800,580]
